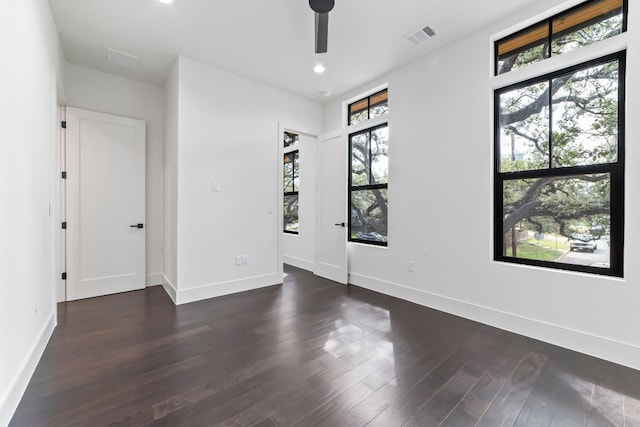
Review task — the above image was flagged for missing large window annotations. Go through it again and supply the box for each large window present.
[349,123,388,245]
[494,52,625,276]
[495,0,627,75]
[283,132,299,234]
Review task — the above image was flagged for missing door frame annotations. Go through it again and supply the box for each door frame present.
[64,107,146,301]
[57,106,66,302]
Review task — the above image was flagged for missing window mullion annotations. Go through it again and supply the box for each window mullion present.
[548,75,553,169]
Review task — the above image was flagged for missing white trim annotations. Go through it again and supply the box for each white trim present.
[283,255,315,272]
[161,273,177,304]
[345,114,390,136]
[0,313,55,426]
[146,273,163,287]
[175,274,281,305]
[349,272,640,371]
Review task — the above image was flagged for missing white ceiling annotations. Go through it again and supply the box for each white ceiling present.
[49,0,539,103]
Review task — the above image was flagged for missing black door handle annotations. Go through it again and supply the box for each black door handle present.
[130,223,144,229]
[334,222,346,227]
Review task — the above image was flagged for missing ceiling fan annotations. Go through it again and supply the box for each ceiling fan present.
[309,0,335,53]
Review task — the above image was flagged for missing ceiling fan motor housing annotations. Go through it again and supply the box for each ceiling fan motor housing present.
[309,0,335,14]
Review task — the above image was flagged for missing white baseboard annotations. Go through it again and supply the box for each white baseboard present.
[160,273,177,304]
[175,274,281,305]
[0,312,55,426]
[146,273,162,287]
[283,255,315,272]
[349,272,640,371]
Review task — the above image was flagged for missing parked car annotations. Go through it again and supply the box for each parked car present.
[568,234,597,252]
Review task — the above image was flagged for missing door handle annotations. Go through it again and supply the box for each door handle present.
[334,222,347,227]
[130,223,144,229]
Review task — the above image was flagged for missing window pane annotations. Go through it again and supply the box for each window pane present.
[351,189,388,243]
[502,173,610,268]
[351,132,370,186]
[370,90,388,120]
[497,24,549,75]
[499,81,550,172]
[283,153,294,193]
[551,59,619,167]
[349,99,369,125]
[284,131,298,148]
[371,126,388,184]
[292,151,299,191]
[284,195,299,233]
[552,0,624,56]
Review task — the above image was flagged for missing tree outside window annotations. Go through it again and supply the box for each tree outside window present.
[349,124,388,245]
[495,53,624,276]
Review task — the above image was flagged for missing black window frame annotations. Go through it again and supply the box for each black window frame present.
[348,89,388,126]
[283,149,299,235]
[494,0,628,76]
[493,51,625,277]
[348,123,389,247]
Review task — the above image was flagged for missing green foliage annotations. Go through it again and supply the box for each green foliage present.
[506,241,565,262]
[500,55,619,239]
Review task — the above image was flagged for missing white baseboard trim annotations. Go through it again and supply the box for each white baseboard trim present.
[349,272,640,371]
[146,273,162,287]
[160,274,177,305]
[176,273,281,305]
[283,255,315,272]
[0,312,56,426]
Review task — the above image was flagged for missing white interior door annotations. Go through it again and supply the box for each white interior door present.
[316,130,348,284]
[66,107,145,301]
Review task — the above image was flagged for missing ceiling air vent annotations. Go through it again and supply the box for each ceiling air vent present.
[405,25,437,46]
[106,48,139,69]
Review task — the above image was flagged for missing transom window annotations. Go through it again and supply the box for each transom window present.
[348,89,388,125]
[495,0,627,75]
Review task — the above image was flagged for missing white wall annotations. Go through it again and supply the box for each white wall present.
[64,63,165,287]
[168,56,322,303]
[323,0,640,369]
[0,0,63,423]
[283,132,317,272]
[163,59,179,300]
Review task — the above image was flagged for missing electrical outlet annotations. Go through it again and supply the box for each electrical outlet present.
[242,255,248,264]
[407,261,415,272]
[235,255,242,265]
[212,182,220,192]
[34,297,39,315]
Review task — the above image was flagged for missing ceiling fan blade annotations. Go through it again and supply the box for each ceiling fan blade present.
[315,12,329,53]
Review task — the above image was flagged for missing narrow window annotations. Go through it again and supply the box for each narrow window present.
[349,124,388,245]
[283,132,299,234]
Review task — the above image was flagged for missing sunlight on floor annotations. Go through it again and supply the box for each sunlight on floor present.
[323,304,396,379]
[559,373,640,424]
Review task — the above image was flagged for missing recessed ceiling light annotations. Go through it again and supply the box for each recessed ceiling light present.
[158,0,173,4]
[313,64,326,74]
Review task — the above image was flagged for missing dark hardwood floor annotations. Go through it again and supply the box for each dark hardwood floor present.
[10,265,640,426]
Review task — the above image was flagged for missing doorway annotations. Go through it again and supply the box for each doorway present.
[62,107,146,301]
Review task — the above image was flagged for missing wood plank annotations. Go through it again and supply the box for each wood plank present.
[476,351,547,427]
[9,266,640,427]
